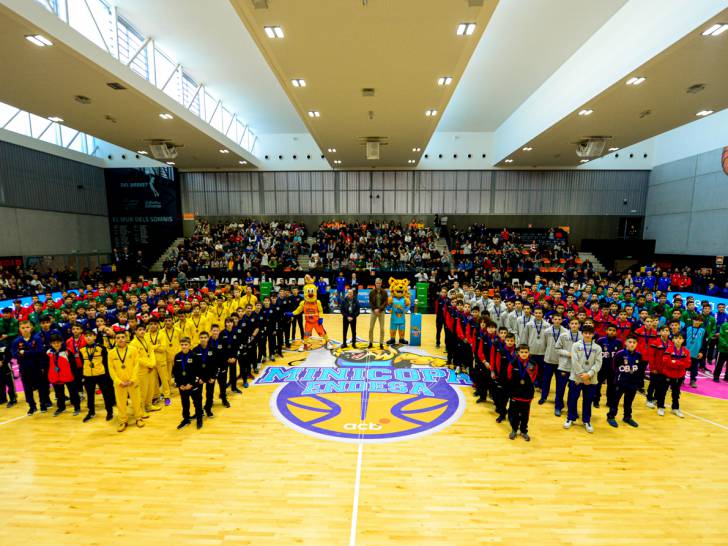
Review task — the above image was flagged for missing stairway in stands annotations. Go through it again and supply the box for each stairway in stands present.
[578,252,607,273]
[150,238,185,273]
[297,236,316,269]
[435,236,453,268]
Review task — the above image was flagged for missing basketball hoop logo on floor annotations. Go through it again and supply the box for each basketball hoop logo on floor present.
[253,342,472,443]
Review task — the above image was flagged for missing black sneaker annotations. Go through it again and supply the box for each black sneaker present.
[53,408,66,417]
[177,419,190,430]
[83,413,95,423]
[521,432,531,442]
[379,344,384,350]
[607,418,618,428]
[7,400,17,408]
[205,410,214,418]
[106,412,113,421]
[399,339,408,345]
[476,397,486,403]
[40,406,48,414]
[27,407,37,416]
[341,344,348,349]
[232,388,242,394]
[496,415,505,423]
[508,430,517,440]
[73,408,81,416]
[222,400,231,408]
[623,418,639,428]
[196,419,203,430]
[435,343,441,348]
[537,399,546,405]
[368,343,373,349]
[593,401,601,408]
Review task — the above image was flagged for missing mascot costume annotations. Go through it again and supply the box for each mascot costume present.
[289,274,330,351]
[388,278,411,345]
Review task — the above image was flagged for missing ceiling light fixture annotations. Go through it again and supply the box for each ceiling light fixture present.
[239,160,247,165]
[522,147,533,151]
[412,147,422,152]
[608,147,620,152]
[696,110,714,116]
[456,22,476,36]
[425,110,438,117]
[166,161,175,165]
[219,149,230,154]
[47,116,64,123]
[327,148,336,153]
[626,77,646,86]
[437,77,453,86]
[408,160,416,164]
[580,159,589,163]
[333,160,342,164]
[137,150,148,155]
[264,26,284,38]
[702,23,728,36]
[578,109,593,116]
[25,34,53,47]
[291,79,306,87]
[308,110,320,118]
[159,113,173,120]
[504,159,514,163]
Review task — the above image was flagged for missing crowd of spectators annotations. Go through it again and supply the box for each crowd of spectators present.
[0,266,78,300]
[307,220,446,272]
[162,220,308,277]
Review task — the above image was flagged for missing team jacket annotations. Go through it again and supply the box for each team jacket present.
[65,336,86,370]
[612,349,645,389]
[569,341,603,384]
[107,345,140,386]
[11,335,42,369]
[496,344,517,382]
[684,326,706,358]
[193,343,219,381]
[522,319,548,355]
[172,351,202,387]
[130,337,156,373]
[505,357,538,402]
[648,337,673,374]
[634,326,658,364]
[596,336,623,378]
[555,330,582,372]
[544,325,568,365]
[145,330,168,366]
[611,320,633,343]
[661,346,691,379]
[79,344,107,377]
[435,296,448,320]
[47,349,74,384]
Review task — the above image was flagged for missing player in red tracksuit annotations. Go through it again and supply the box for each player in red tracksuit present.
[634,316,658,392]
[646,325,672,408]
[612,311,633,344]
[444,300,459,367]
[492,328,513,422]
[657,332,690,417]
[473,319,495,403]
[47,334,81,416]
[505,344,538,441]
[588,303,610,339]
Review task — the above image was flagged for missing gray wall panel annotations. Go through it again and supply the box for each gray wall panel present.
[644,146,728,255]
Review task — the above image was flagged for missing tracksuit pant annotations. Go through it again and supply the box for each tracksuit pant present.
[84,375,114,416]
[216,369,229,402]
[267,330,278,358]
[342,317,357,345]
[435,315,444,346]
[138,368,155,411]
[228,357,241,392]
[508,399,531,433]
[646,372,662,402]
[531,355,545,386]
[282,318,291,347]
[656,376,683,410]
[291,315,303,341]
[180,385,202,423]
[593,366,614,407]
[204,380,216,413]
[539,361,558,402]
[114,383,143,424]
[689,358,701,383]
[607,385,637,420]
[492,380,507,419]
[567,381,595,424]
[713,351,728,381]
[554,370,570,413]
[52,383,80,412]
[275,325,285,353]
[0,354,16,404]
[20,364,50,411]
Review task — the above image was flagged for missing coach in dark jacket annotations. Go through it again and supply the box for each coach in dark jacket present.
[341,289,360,348]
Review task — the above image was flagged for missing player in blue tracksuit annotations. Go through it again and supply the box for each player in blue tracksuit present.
[595,325,623,408]
[607,335,646,428]
[12,321,51,414]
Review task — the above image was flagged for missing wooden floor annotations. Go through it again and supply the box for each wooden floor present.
[1,313,727,546]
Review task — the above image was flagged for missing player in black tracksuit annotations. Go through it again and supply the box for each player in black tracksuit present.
[288,288,304,342]
[277,289,291,349]
[435,289,448,348]
[208,325,230,407]
[253,303,266,365]
[505,344,538,441]
[194,332,220,417]
[494,332,517,423]
[235,308,255,388]
[172,339,203,429]
[220,317,241,394]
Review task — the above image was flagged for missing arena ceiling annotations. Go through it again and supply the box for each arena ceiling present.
[0,0,726,170]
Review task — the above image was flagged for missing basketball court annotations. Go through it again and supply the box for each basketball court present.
[1,314,727,546]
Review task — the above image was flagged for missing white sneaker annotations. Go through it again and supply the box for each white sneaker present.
[672,409,684,418]
[585,423,594,433]
[657,408,665,416]
[646,400,656,409]
[563,420,573,429]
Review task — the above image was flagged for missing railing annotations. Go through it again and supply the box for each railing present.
[34,0,257,154]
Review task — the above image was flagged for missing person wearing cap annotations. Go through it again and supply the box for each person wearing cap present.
[0,307,19,407]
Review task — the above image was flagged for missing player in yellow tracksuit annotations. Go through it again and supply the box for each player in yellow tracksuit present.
[146,318,171,405]
[162,315,182,387]
[107,332,144,432]
[240,286,258,310]
[130,324,159,415]
[210,299,228,327]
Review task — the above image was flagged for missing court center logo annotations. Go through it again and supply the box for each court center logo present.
[253,342,472,443]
